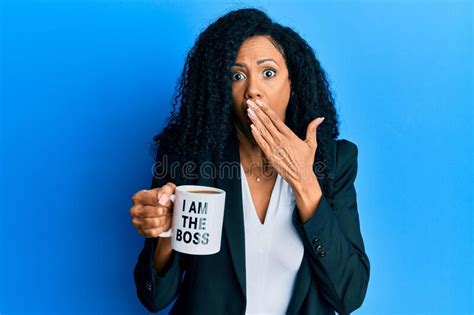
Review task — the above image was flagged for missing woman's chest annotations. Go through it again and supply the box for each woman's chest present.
[246,176,277,224]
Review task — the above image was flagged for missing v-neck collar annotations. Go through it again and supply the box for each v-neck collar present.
[240,163,281,227]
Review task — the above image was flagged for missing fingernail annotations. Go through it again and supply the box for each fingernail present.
[159,195,168,206]
[247,108,256,118]
[156,191,162,203]
[319,117,325,122]
[247,100,257,109]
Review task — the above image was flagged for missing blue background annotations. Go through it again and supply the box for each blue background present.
[1,0,472,314]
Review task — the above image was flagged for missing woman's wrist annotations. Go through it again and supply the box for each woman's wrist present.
[153,237,173,274]
[292,171,323,223]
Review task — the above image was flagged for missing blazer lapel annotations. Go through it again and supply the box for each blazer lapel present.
[213,134,247,298]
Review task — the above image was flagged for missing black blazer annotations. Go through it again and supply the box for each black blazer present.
[134,135,370,315]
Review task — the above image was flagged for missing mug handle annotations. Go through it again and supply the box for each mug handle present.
[158,194,176,238]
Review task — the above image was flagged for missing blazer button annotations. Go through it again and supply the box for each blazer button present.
[312,238,320,246]
[319,251,326,257]
[145,281,152,291]
[316,244,323,252]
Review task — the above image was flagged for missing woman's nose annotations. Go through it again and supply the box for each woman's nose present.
[245,92,261,101]
[244,76,262,100]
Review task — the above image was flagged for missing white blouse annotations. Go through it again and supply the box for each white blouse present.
[240,164,305,315]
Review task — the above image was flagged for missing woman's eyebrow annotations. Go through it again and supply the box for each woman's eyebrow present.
[233,58,279,67]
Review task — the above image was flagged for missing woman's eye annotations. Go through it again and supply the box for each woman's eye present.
[232,72,246,81]
[263,68,276,78]
[232,69,276,81]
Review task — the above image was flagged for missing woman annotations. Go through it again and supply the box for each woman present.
[130,8,370,315]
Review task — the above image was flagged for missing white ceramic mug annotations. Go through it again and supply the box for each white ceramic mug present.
[159,185,226,255]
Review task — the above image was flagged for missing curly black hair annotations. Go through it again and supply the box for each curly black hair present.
[153,7,340,197]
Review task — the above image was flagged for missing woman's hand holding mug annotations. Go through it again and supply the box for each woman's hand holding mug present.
[130,182,176,238]
[130,182,178,274]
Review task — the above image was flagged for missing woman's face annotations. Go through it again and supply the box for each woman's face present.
[231,35,292,144]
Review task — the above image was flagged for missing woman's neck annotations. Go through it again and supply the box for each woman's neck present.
[236,126,276,178]
[235,125,263,162]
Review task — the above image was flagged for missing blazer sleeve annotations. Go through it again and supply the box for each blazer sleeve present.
[292,139,370,315]
[133,145,186,313]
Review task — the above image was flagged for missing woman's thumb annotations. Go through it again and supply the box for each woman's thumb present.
[305,117,325,147]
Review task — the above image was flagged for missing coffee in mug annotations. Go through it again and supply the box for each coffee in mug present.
[159,185,226,255]
[187,190,221,194]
